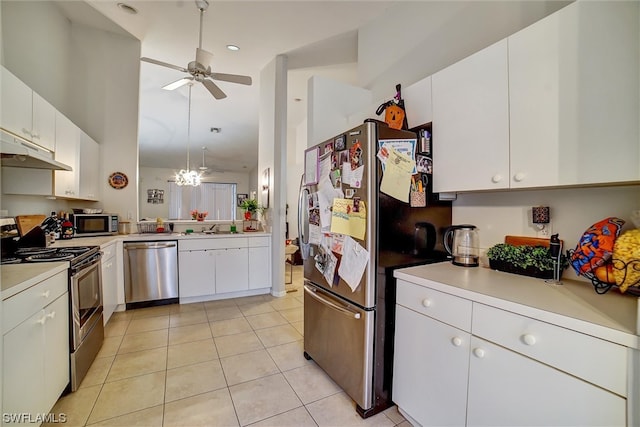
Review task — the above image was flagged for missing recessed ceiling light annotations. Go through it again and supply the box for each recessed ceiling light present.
[226,45,240,51]
[117,3,138,14]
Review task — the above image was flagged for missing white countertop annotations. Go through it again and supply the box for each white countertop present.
[395,263,640,349]
[48,231,271,248]
[1,262,68,300]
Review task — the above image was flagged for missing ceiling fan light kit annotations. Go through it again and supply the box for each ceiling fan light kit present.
[175,84,202,187]
[140,0,252,100]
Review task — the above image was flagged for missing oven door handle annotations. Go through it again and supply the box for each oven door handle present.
[71,252,103,274]
[304,284,361,319]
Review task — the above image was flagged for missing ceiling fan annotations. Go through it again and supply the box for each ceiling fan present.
[199,146,225,174]
[140,0,252,100]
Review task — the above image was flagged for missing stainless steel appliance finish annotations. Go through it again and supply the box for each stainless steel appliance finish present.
[69,248,104,391]
[1,129,72,170]
[299,121,448,418]
[70,213,118,237]
[304,282,374,407]
[123,241,179,308]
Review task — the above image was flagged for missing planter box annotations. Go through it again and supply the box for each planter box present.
[489,259,554,280]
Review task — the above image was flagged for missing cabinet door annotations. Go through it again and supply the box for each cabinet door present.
[432,40,510,192]
[42,293,70,411]
[466,336,626,427]
[32,92,56,151]
[102,250,118,325]
[178,250,215,298]
[1,66,32,140]
[54,112,80,198]
[215,248,248,294]
[79,132,100,200]
[3,310,45,415]
[393,305,470,427]
[403,76,432,128]
[248,246,271,289]
[509,1,639,187]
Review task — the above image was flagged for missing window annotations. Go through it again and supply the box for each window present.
[168,182,237,220]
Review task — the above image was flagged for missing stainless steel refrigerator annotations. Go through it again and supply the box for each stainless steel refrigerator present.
[298,120,451,418]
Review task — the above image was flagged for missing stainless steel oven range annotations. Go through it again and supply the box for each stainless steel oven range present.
[8,245,104,391]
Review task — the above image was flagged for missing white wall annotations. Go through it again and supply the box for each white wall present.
[453,185,640,279]
[139,166,251,220]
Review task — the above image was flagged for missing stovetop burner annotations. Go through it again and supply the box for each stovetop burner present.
[2,245,100,266]
[26,253,76,262]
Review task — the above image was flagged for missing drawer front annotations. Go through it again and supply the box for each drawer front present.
[248,236,270,247]
[472,303,627,396]
[179,237,248,251]
[3,270,68,333]
[101,242,116,260]
[396,279,472,332]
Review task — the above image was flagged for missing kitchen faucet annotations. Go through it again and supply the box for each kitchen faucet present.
[209,224,218,232]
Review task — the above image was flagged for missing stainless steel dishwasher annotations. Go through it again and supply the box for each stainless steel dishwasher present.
[123,241,179,309]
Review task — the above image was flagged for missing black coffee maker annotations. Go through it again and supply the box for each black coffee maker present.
[412,222,436,257]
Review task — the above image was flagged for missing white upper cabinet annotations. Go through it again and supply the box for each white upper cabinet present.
[403,76,432,129]
[54,112,80,198]
[1,66,33,141]
[432,39,510,192]
[31,92,56,152]
[509,1,640,188]
[1,66,56,152]
[79,131,100,200]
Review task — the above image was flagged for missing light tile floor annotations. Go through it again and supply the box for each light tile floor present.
[48,265,410,427]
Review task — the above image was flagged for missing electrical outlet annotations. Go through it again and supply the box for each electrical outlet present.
[127,211,133,220]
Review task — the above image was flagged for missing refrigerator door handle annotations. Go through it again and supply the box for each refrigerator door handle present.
[298,174,310,259]
[304,284,361,319]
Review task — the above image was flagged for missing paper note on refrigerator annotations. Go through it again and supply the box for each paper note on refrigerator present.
[378,139,417,174]
[338,236,369,292]
[330,199,366,240]
[323,250,338,286]
[380,147,415,203]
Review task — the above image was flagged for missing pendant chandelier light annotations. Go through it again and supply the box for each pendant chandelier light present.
[175,83,202,186]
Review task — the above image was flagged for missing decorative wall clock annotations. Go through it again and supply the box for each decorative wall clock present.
[108,172,128,189]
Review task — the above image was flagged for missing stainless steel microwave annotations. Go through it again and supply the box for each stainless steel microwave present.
[71,214,118,237]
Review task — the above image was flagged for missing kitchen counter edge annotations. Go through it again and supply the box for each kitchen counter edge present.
[1,262,68,300]
[394,263,640,349]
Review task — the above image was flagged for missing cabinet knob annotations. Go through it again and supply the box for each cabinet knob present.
[421,298,432,308]
[451,337,463,347]
[491,174,503,183]
[513,172,525,182]
[46,311,56,319]
[473,348,485,358]
[36,316,47,325]
[41,290,50,299]
[521,334,537,346]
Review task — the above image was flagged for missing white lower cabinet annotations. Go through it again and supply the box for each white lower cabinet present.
[466,336,626,427]
[3,270,69,418]
[393,279,630,427]
[101,242,118,325]
[178,235,270,302]
[248,237,271,290]
[179,250,215,297]
[393,305,469,427]
[215,248,248,294]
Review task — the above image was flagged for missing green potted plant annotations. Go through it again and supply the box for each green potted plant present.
[486,243,568,279]
[240,198,264,220]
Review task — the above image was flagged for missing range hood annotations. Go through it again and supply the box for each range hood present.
[1,130,72,171]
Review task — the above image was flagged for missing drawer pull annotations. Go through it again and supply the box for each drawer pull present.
[421,298,432,308]
[521,334,537,346]
[36,316,47,325]
[41,290,50,299]
[451,337,463,347]
[473,348,485,359]
[46,311,56,320]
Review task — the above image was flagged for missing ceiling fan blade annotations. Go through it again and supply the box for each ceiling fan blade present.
[162,77,194,90]
[196,48,213,69]
[210,73,252,86]
[202,79,227,99]
[141,57,189,73]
